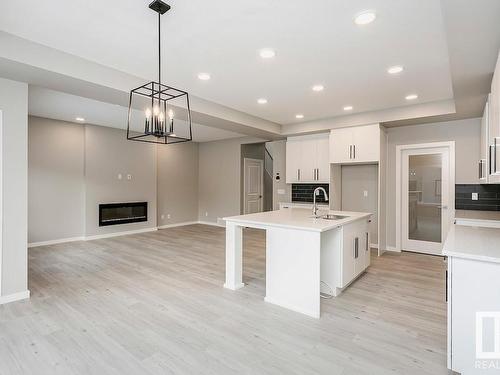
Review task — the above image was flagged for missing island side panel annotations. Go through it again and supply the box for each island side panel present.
[224,222,244,290]
[265,227,321,318]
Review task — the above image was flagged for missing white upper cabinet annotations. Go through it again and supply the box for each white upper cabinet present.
[489,52,500,182]
[329,124,380,164]
[285,133,330,183]
[479,98,489,182]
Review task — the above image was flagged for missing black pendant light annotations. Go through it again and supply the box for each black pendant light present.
[127,0,193,144]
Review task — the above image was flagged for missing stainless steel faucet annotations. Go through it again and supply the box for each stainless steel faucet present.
[312,187,329,217]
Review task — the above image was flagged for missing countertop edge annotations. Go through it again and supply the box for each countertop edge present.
[443,250,500,264]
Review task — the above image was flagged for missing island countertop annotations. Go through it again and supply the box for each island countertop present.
[224,208,372,232]
[442,224,500,263]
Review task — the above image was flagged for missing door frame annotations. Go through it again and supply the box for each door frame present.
[395,141,455,252]
[0,111,3,295]
[243,157,264,214]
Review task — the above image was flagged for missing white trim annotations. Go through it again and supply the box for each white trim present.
[198,220,226,228]
[396,141,455,253]
[84,227,158,241]
[0,290,30,305]
[264,296,320,319]
[455,218,500,229]
[28,236,85,248]
[28,222,231,248]
[157,221,199,229]
[369,243,378,249]
[385,246,400,252]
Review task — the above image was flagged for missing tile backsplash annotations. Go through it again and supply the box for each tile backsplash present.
[292,183,329,203]
[455,184,500,211]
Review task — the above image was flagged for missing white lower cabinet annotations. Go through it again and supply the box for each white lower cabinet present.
[340,219,370,288]
[448,256,500,374]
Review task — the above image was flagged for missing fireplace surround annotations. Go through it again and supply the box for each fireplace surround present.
[98,202,148,226]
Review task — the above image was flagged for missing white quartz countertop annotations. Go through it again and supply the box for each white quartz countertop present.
[442,224,500,263]
[224,208,371,233]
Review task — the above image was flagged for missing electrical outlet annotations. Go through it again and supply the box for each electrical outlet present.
[167,214,171,219]
[363,190,368,197]
[277,189,285,195]
[205,212,208,217]
[118,173,122,180]
[160,214,165,220]
[127,174,132,180]
[472,192,479,201]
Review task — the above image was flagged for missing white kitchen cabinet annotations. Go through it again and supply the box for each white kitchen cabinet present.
[479,98,489,182]
[329,124,380,164]
[285,134,330,183]
[489,52,500,182]
[340,218,369,288]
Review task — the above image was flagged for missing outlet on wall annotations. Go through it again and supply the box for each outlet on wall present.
[363,190,368,197]
[472,192,479,201]
[160,214,165,220]
[127,174,132,180]
[167,214,171,219]
[118,173,122,180]
[205,212,208,217]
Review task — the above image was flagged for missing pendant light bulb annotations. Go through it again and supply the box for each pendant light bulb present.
[159,112,165,122]
[153,106,160,116]
[145,108,152,118]
[168,109,174,120]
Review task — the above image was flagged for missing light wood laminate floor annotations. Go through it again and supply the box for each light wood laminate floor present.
[1,225,449,374]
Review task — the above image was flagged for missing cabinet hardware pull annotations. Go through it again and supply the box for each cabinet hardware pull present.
[317,168,319,180]
[479,160,482,179]
[366,232,369,251]
[297,169,300,181]
[349,145,352,159]
[354,237,359,258]
[353,145,356,159]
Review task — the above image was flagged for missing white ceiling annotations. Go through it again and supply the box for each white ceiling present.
[0,0,456,125]
[28,87,244,142]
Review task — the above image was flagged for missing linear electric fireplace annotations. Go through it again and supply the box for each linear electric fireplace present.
[99,202,148,226]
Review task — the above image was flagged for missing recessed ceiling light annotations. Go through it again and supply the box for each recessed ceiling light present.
[257,98,268,104]
[312,84,325,92]
[259,48,276,59]
[75,117,85,122]
[354,10,376,25]
[295,114,304,119]
[387,65,404,74]
[198,72,211,80]
[405,94,418,100]
[343,106,353,111]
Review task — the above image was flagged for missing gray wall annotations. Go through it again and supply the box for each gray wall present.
[157,142,199,226]
[341,165,379,243]
[84,125,157,236]
[28,117,84,243]
[198,137,265,223]
[0,78,28,296]
[266,140,291,210]
[385,117,481,247]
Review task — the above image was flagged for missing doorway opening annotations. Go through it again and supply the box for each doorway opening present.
[240,143,273,214]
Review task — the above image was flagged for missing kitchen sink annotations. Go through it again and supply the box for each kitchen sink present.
[320,214,349,220]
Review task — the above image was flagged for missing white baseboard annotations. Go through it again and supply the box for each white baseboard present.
[198,220,226,228]
[0,290,30,305]
[384,246,400,252]
[157,221,199,229]
[29,236,85,248]
[84,227,158,241]
[370,243,378,249]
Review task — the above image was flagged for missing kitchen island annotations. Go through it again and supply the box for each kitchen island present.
[224,208,372,318]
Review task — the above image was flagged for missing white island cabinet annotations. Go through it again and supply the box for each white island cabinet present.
[443,223,500,374]
[224,208,371,318]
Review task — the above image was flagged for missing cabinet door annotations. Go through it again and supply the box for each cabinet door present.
[340,225,356,287]
[352,124,380,163]
[364,230,371,269]
[330,128,353,164]
[479,100,489,182]
[316,137,330,182]
[490,53,500,182]
[285,141,301,183]
[298,139,316,182]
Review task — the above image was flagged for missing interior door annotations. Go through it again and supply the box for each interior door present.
[402,147,451,255]
[244,158,264,214]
